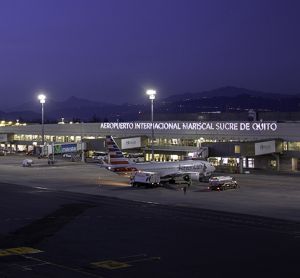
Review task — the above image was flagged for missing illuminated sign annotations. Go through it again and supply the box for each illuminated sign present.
[121,137,141,149]
[255,140,276,155]
[61,143,77,153]
[100,122,278,131]
[53,143,77,154]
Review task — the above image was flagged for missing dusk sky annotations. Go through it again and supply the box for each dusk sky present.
[1,0,300,109]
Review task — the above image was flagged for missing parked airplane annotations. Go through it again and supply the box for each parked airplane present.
[104,135,215,182]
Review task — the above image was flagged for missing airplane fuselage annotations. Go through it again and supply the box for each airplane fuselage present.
[108,159,215,176]
[105,135,215,179]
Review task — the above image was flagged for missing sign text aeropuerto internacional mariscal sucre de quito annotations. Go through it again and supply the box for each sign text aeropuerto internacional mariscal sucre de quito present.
[100,122,278,131]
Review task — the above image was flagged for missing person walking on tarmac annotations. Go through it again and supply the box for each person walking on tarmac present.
[183,186,187,195]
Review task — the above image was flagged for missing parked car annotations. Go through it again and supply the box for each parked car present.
[209,176,239,191]
[92,152,108,162]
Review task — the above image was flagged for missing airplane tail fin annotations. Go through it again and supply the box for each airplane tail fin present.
[105,135,130,165]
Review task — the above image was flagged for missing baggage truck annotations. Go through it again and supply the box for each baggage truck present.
[130,171,161,188]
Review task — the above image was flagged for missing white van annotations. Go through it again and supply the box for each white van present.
[92,152,108,162]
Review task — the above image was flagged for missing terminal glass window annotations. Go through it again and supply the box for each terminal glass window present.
[45,135,54,142]
[288,142,300,151]
[56,136,65,143]
[152,138,179,146]
[145,153,163,162]
[243,158,254,168]
[243,158,247,168]
[171,139,179,145]
[182,139,196,147]
[234,145,241,154]
[170,154,179,161]
[64,136,77,142]
[208,157,219,166]
[248,158,254,168]
[13,134,35,141]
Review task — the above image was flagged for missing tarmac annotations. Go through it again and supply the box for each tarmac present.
[0,154,299,222]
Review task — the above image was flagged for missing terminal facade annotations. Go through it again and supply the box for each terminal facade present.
[1,120,300,172]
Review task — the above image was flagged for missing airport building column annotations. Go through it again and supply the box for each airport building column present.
[81,141,85,162]
[239,156,244,174]
[276,155,280,171]
[272,153,280,171]
[80,122,85,162]
[242,157,249,169]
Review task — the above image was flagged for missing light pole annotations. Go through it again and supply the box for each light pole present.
[81,121,85,162]
[38,94,46,146]
[146,89,156,161]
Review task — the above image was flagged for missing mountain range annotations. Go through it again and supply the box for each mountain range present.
[1,86,300,122]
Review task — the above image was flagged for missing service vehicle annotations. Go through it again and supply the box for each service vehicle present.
[130,171,161,188]
[92,152,108,162]
[209,176,239,191]
[22,159,33,167]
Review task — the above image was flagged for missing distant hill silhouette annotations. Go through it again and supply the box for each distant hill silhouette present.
[1,87,300,122]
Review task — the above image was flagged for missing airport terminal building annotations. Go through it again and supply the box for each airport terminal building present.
[1,120,300,172]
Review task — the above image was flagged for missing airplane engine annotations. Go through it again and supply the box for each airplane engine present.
[183,174,191,181]
[189,172,201,182]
